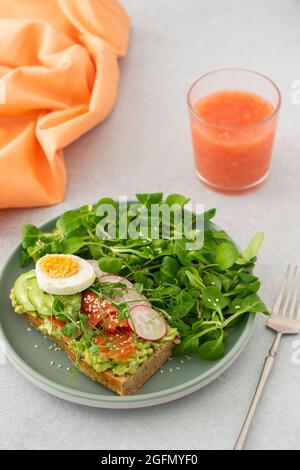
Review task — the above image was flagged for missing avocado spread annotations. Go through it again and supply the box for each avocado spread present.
[38,319,64,341]
[68,327,178,376]
[11,271,179,376]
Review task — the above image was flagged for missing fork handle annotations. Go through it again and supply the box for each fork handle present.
[234,332,282,450]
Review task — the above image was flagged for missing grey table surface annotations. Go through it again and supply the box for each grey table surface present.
[0,0,299,451]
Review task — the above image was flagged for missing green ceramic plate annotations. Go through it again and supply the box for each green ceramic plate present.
[0,216,255,409]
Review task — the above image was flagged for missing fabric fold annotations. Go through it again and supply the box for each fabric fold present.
[0,0,130,208]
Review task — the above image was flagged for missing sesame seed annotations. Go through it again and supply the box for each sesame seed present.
[49,345,53,351]
[55,347,61,352]
[176,367,181,370]
[207,298,211,302]
[66,367,71,372]
[180,359,185,364]
[169,368,173,373]
[27,327,32,332]
[50,361,55,366]
[160,369,164,373]
[58,364,62,369]
[34,345,39,349]
[168,357,173,361]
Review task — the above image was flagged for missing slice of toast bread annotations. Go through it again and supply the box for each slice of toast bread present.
[25,314,180,396]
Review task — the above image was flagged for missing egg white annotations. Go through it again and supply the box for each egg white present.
[36,254,96,295]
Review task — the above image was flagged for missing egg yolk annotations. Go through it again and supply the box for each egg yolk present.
[39,256,79,279]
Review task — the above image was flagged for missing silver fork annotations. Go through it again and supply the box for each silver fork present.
[234,265,300,450]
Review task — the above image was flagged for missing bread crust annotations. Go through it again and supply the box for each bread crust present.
[25,314,179,396]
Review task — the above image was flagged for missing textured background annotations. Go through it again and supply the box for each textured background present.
[1,0,300,450]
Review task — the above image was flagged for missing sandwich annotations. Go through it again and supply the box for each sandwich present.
[10,254,180,396]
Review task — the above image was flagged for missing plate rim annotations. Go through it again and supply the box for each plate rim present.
[0,214,255,408]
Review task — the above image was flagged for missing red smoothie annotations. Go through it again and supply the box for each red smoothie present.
[190,90,277,191]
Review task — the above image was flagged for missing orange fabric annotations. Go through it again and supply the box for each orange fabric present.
[0,0,130,208]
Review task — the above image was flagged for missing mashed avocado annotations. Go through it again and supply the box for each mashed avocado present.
[38,319,64,341]
[69,327,179,376]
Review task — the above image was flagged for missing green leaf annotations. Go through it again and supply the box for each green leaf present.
[89,245,104,260]
[237,232,264,264]
[177,266,203,288]
[84,329,94,345]
[133,283,143,293]
[225,280,260,297]
[185,271,204,290]
[239,273,258,283]
[61,323,79,337]
[186,249,209,264]
[79,204,93,213]
[230,294,268,314]
[171,291,194,318]
[215,242,239,270]
[202,287,228,310]
[22,224,39,249]
[95,197,117,209]
[56,210,83,235]
[223,314,244,329]
[133,272,153,289]
[181,336,200,355]
[136,193,163,206]
[168,319,192,336]
[173,239,188,265]
[212,230,230,241]
[165,193,190,207]
[160,256,179,282]
[118,307,129,321]
[79,313,89,327]
[204,208,217,221]
[198,336,225,361]
[98,257,123,274]
[218,273,231,292]
[50,239,63,253]
[196,208,216,223]
[203,273,222,291]
[20,249,30,268]
[62,237,87,254]
[52,298,65,316]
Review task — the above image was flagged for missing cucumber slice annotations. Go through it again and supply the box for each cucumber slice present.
[26,278,53,317]
[14,270,36,312]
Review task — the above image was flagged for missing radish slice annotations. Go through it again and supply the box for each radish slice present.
[128,305,167,341]
[99,275,133,288]
[87,260,106,278]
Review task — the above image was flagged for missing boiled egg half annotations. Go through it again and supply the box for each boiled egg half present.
[36,254,96,295]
